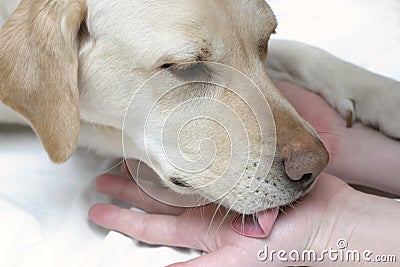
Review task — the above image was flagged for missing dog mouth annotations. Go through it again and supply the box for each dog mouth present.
[231,207,279,238]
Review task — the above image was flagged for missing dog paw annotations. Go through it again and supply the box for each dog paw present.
[336,81,400,139]
[355,85,400,139]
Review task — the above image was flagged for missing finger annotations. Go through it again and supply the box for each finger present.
[96,174,184,215]
[167,247,261,267]
[89,204,207,251]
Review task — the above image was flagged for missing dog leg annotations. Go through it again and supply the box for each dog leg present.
[267,39,400,139]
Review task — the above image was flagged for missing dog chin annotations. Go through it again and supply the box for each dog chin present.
[161,167,318,214]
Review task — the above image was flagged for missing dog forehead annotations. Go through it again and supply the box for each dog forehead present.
[86,0,276,66]
[86,0,218,63]
[86,0,220,38]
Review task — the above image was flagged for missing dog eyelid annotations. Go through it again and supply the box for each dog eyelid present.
[160,63,175,69]
[159,62,202,72]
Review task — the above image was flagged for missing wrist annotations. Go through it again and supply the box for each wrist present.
[325,125,400,196]
[315,189,400,266]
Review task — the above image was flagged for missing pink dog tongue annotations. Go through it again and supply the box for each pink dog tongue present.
[232,208,279,238]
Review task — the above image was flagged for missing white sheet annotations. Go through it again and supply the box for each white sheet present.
[1,0,399,266]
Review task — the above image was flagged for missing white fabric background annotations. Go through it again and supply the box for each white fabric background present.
[0,0,399,266]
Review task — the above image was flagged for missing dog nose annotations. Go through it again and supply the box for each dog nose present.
[279,134,329,181]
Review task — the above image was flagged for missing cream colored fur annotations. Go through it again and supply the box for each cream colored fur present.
[0,0,398,214]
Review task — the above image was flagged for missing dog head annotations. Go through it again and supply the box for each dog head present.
[0,0,329,214]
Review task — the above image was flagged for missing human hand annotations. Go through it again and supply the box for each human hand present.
[275,80,400,195]
[90,171,358,266]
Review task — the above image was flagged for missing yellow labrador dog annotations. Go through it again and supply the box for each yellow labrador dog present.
[0,0,399,236]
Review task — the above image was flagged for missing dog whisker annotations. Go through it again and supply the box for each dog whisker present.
[102,159,125,175]
[278,205,287,215]
[205,196,226,242]
[129,160,149,203]
[213,199,236,237]
[240,201,248,240]
[185,194,208,218]
[180,193,203,218]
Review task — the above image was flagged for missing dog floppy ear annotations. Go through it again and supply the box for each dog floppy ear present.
[0,0,86,163]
